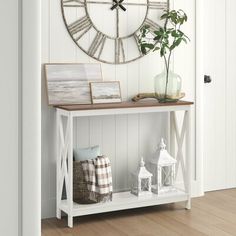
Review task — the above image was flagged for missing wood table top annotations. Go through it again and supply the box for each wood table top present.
[54,100,194,111]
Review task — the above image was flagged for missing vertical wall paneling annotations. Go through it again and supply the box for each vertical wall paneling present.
[127,115,140,186]
[89,116,103,147]
[75,118,90,148]
[226,0,236,188]
[102,115,116,189]
[203,0,226,191]
[195,0,204,195]
[204,0,236,191]
[173,0,196,182]
[41,0,196,218]
[50,0,77,61]
[115,115,128,191]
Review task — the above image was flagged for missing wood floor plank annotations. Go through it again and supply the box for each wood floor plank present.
[214,222,236,236]
[146,211,207,236]
[207,189,236,199]
[42,189,236,236]
[154,200,232,236]
[193,195,236,225]
[208,227,233,236]
[103,211,180,236]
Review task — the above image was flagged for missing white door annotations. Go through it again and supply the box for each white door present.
[203,0,236,191]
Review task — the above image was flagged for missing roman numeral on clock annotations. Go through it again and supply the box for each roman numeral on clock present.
[133,34,142,56]
[148,1,168,10]
[62,0,85,7]
[144,18,161,32]
[115,39,125,63]
[88,32,107,58]
[68,16,92,40]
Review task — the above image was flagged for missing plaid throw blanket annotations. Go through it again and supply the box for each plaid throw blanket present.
[81,156,112,203]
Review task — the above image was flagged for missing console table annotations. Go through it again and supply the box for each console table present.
[55,100,193,228]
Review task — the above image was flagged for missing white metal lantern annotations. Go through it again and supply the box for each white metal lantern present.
[150,138,177,194]
[131,158,153,196]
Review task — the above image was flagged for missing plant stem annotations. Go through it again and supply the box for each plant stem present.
[164,51,171,101]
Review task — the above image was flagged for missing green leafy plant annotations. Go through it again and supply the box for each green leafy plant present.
[139,9,190,100]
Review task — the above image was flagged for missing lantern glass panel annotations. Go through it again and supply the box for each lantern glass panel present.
[141,178,149,191]
[161,166,173,186]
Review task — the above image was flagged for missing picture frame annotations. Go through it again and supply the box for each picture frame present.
[90,81,122,104]
[44,63,103,105]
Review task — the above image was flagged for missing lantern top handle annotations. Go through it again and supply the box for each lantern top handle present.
[160,138,167,150]
[140,157,145,167]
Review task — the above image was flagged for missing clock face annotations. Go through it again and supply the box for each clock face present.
[61,0,168,64]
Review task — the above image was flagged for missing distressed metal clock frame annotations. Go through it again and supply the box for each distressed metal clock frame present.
[61,0,169,64]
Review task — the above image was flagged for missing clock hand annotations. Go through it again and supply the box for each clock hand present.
[110,0,126,11]
[110,0,118,10]
[118,0,126,11]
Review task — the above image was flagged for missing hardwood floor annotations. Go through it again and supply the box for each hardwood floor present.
[42,189,236,236]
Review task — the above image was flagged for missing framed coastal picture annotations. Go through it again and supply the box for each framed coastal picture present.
[90,81,122,104]
[44,63,103,105]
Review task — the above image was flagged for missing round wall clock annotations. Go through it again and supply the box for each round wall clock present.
[61,0,169,64]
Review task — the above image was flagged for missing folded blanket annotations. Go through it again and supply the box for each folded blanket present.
[81,156,112,203]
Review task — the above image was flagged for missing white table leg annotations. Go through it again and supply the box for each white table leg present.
[170,111,176,158]
[68,215,73,228]
[185,109,191,210]
[171,109,191,209]
[56,110,61,219]
[67,113,74,227]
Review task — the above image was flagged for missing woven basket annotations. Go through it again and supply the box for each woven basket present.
[73,161,96,204]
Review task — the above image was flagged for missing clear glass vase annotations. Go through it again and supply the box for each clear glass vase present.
[154,70,182,103]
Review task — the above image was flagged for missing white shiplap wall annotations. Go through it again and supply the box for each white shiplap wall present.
[41,0,196,218]
[203,0,236,191]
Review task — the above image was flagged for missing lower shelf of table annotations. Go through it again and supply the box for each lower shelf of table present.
[59,189,189,217]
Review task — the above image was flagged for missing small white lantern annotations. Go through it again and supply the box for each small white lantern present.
[131,158,153,196]
[150,138,177,194]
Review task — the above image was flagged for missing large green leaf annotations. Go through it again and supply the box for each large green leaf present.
[142,43,155,49]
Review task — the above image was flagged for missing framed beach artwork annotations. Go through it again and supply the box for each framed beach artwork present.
[44,63,103,105]
[90,81,122,104]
